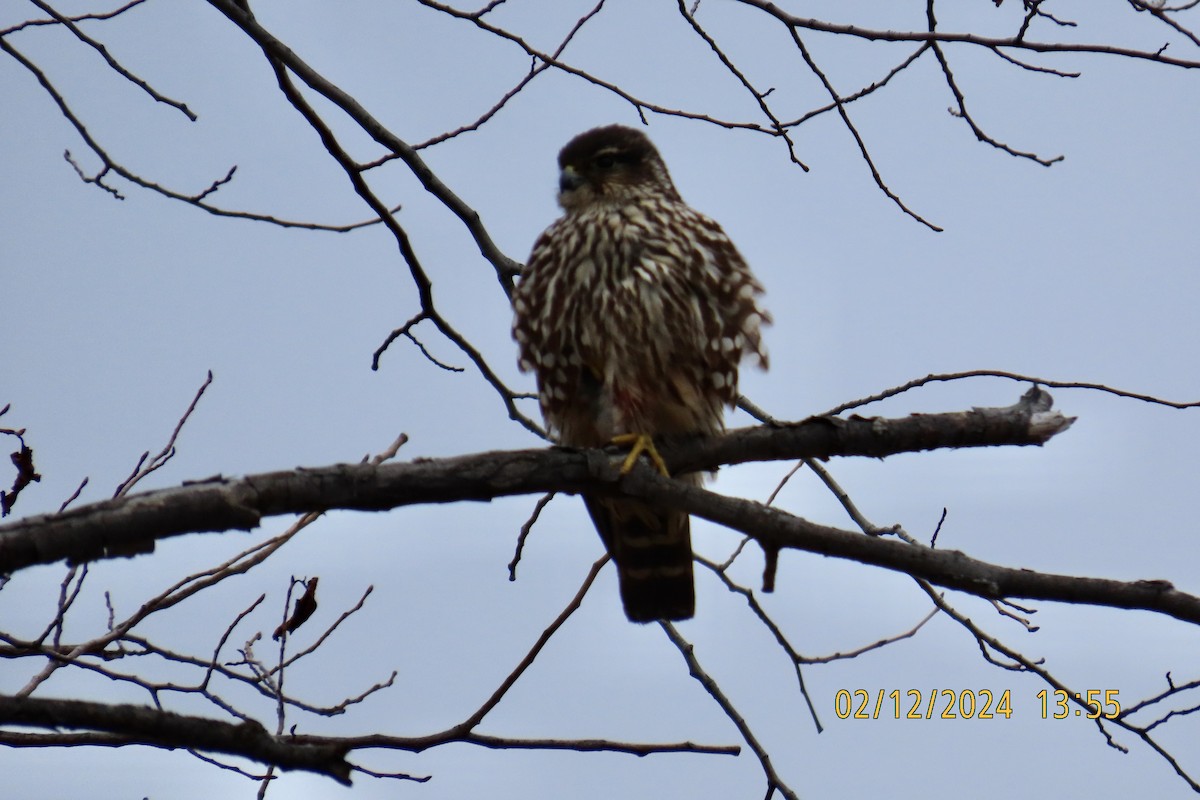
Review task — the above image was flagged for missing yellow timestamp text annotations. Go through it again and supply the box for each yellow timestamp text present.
[834,689,1014,720]
[832,689,1122,720]
[1037,688,1121,719]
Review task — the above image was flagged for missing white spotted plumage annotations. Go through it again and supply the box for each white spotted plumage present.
[515,190,767,448]
[510,125,769,622]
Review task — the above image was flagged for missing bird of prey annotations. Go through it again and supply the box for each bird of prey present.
[512,125,768,622]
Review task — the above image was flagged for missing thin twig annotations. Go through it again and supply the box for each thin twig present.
[458,556,607,731]
[823,369,1200,416]
[661,622,799,800]
[508,493,555,580]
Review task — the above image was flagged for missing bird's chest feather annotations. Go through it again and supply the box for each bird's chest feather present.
[542,213,703,435]
[561,209,689,355]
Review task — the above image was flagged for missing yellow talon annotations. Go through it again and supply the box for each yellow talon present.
[611,432,670,477]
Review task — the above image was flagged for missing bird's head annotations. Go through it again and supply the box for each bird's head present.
[555,125,680,212]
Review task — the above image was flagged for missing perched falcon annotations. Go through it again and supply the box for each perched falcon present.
[512,125,769,622]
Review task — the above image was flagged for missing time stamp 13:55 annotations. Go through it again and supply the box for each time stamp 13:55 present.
[833,688,1122,721]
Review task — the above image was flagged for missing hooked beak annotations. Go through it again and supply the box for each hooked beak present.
[558,165,585,193]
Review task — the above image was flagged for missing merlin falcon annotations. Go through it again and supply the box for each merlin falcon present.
[512,125,769,622]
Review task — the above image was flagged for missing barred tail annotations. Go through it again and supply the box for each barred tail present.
[584,495,695,622]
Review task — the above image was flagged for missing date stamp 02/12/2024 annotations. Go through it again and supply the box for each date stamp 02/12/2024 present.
[833,688,1122,721]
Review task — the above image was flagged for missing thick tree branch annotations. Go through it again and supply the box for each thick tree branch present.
[8,390,1189,625]
[623,469,1200,626]
[5,389,1190,625]
[0,695,353,783]
[0,694,735,783]
[0,389,1069,572]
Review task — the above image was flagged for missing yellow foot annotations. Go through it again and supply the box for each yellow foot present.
[611,432,670,477]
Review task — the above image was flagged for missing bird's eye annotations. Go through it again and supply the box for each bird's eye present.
[594,154,618,169]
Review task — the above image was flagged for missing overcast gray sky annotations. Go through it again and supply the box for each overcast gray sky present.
[3,1,1199,798]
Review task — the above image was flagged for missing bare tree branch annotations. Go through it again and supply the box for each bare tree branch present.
[0,695,355,784]
[204,0,523,289]
[661,622,799,800]
[1,0,148,35]
[732,1,1200,69]
[0,35,388,230]
[926,0,1064,165]
[4,389,1194,627]
[0,389,1071,572]
[26,0,196,120]
[824,369,1200,416]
